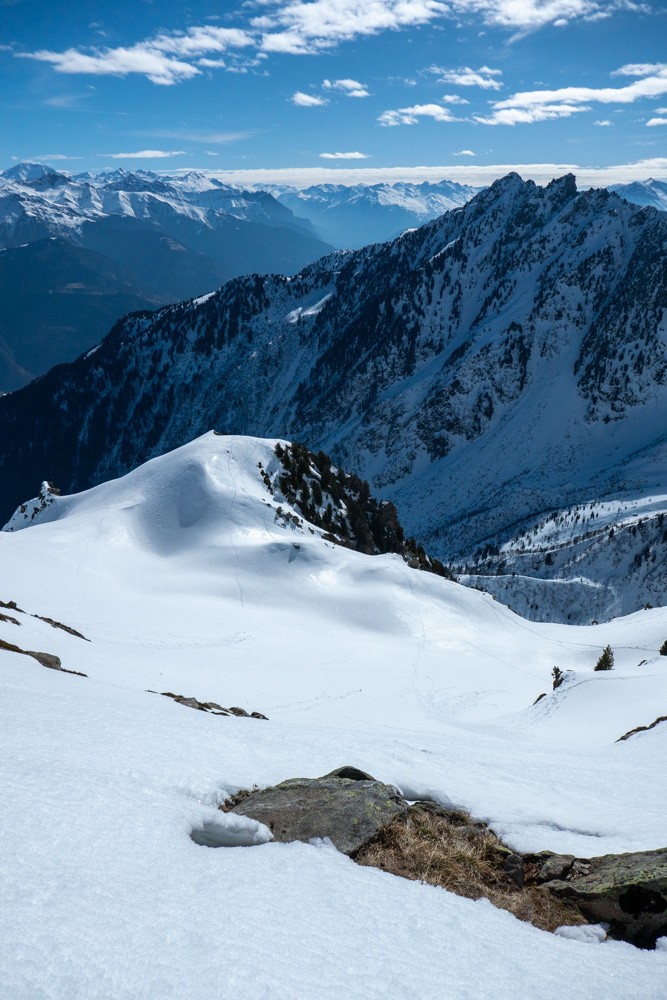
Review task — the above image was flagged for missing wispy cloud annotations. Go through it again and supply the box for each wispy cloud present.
[256,1,449,55]
[477,62,667,125]
[17,26,253,86]
[431,65,502,90]
[291,91,328,106]
[378,102,458,126]
[453,149,476,156]
[14,3,653,87]
[319,151,369,159]
[102,150,186,159]
[323,78,369,97]
[594,119,612,126]
[139,129,252,145]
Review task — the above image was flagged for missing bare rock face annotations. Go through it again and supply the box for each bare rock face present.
[228,767,407,856]
[527,848,667,947]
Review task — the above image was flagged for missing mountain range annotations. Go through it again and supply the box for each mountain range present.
[271,180,480,249]
[0,163,332,390]
[0,171,665,622]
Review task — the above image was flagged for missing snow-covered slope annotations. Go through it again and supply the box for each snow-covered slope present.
[1,432,665,998]
[611,178,667,213]
[1,173,665,618]
[460,495,667,624]
[273,179,479,247]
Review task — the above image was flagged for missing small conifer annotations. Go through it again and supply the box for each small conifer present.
[594,645,614,671]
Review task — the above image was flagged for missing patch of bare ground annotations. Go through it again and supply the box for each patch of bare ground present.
[220,786,260,812]
[354,805,587,933]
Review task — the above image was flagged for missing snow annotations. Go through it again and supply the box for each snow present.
[0,432,666,998]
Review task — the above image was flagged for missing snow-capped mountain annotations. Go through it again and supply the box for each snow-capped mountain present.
[0,163,332,390]
[0,173,665,622]
[0,163,327,256]
[459,495,667,624]
[272,179,479,248]
[611,178,667,213]
[1,431,666,998]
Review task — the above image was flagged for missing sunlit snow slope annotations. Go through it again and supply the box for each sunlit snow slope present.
[1,433,666,999]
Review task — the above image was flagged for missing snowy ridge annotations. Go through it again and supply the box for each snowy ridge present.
[459,494,667,623]
[272,179,478,247]
[0,173,665,621]
[0,432,666,998]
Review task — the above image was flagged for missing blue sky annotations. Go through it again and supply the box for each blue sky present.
[1,0,666,185]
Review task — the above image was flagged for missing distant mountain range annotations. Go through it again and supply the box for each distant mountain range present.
[0,163,332,390]
[0,172,665,623]
[271,180,480,249]
[610,178,667,213]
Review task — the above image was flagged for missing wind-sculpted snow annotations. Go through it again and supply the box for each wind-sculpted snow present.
[0,432,666,998]
[0,174,665,605]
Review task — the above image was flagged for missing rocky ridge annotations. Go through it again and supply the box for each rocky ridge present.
[0,173,665,618]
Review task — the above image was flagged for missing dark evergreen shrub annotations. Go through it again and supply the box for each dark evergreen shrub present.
[594,645,614,671]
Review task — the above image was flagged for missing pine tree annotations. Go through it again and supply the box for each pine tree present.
[594,645,614,671]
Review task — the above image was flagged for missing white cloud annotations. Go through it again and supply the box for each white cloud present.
[323,78,369,97]
[448,0,650,32]
[17,25,253,85]
[378,102,458,126]
[478,63,667,125]
[441,94,469,104]
[102,150,186,159]
[647,117,667,126]
[175,156,667,188]
[291,91,328,106]
[27,154,82,161]
[613,62,667,77]
[453,149,476,156]
[493,66,667,110]
[21,45,200,86]
[594,119,612,126]
[256,1,450,54]
[432,65,502,89]
[17,4,653,89]
[319,151,369,159]
[475,104,586,125]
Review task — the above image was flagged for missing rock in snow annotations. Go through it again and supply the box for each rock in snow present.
[228,768,408,856]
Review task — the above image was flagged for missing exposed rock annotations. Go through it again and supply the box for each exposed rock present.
[151,690,267,719]
[0,611,20,626]
[502,852,525,888]
[227,770,407,856]
[0,637,86,676]
[533,848,667,947]
[616,715,667,743]
[31,614,90,641]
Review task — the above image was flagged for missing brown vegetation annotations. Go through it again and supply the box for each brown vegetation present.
[354,805,586,933]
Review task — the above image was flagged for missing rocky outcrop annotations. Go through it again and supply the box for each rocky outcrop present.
[226,766,407,856]
[525,849,667,947]
[151,690,268,719]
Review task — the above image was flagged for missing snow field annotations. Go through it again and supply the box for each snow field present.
[1,433,666,998]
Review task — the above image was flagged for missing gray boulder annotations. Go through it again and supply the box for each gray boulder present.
[229,767,407,856]
[533,848,667,947]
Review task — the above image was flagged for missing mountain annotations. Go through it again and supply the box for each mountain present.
[611,179,667,213]
[0,163,332,390]
[273,179,479,248]
[0,237,165,391]
[0,173,665,622]
[1,431,666,998]
[459,494,667,624]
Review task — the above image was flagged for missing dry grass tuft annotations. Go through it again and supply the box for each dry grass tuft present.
[354,806,586,933]
[220,786,260,812]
